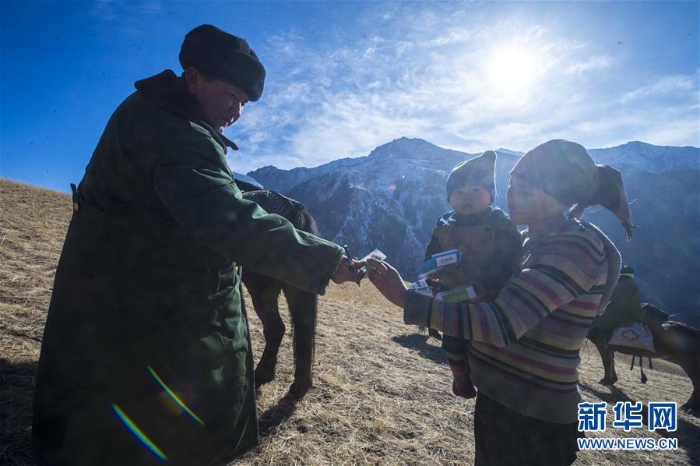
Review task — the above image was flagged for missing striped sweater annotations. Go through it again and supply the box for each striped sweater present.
[404,220,620,423]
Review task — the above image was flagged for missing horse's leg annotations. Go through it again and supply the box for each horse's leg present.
[687,356,700,416]
[282,284,317,399]
[675,356,700,416]
[595,346,618,385]
[590,330,618,385]
[246,274,285,389]
[606,349,618,384]
[687,389,699,417]
[656,325,700,417]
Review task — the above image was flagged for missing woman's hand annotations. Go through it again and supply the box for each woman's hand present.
[366,258,408,308]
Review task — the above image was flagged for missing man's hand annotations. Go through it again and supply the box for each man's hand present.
[331,256,365,285]
[366,258,408,308]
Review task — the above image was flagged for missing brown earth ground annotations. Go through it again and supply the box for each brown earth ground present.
[1,178,698,465]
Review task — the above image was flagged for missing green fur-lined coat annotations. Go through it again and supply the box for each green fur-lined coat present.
[32,71,343,466]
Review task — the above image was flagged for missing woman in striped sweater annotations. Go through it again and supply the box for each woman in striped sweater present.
[367,139,634,466]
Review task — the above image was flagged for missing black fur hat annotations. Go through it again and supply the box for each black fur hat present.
[179,25,266,102]
[446,150,497,204]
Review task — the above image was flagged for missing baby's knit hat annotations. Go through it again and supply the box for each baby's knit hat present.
[446,150,497,204]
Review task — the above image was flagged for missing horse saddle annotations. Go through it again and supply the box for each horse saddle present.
[609,321,655,352]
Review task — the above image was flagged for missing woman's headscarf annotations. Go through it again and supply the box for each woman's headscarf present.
[510,139,635,240]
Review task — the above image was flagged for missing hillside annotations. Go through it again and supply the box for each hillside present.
[1,178,698,465]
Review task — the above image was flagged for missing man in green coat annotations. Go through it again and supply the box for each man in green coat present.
[591,265,644,342]
[32,24,361,466]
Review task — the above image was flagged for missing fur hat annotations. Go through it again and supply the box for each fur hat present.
[511,139,635,240]
[179,24,266,102]
[446,150,497,203]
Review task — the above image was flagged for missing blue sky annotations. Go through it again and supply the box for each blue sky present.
[1,1,698,193]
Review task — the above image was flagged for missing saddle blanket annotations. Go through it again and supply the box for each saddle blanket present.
[609,321,655,352]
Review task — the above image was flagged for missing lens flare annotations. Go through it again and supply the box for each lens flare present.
[111,404,167,461]
[147,366,204,426]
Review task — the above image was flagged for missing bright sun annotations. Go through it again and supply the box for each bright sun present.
[485,44,541,97]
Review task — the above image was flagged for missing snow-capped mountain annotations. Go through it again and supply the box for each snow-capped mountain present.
[246,138,700,314]
[589,141,700,174]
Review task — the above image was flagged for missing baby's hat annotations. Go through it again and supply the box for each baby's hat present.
[446,150,496,203]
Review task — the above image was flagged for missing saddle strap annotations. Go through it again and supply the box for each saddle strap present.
[242,190,306,222]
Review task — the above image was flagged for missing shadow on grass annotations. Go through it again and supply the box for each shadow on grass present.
[257,393,298,437]
[580,380,700,463]
[0,358,36,466]
[391,333,447,366]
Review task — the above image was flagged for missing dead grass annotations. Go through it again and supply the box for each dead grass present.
[1,177,698,465]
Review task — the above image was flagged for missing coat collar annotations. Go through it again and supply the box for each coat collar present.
[134,70,239,152]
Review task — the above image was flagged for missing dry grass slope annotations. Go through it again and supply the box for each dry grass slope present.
[1,178,698,465]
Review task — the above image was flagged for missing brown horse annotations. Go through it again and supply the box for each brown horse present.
[240,189,320,399]
[588,304,700,417]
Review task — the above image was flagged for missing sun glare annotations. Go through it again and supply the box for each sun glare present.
[485,44,541,98]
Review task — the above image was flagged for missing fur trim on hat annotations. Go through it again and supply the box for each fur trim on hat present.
[446,150,497,203]
[180,24,266,102]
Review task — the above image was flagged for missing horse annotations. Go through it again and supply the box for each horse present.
[239,188,320,400]
[587,304,700,417]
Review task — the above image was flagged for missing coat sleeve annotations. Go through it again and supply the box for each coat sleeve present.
[424,228,441,261]
[404,230,605,347]
[152,127,343,295]
[495,218,524,280]
[425,212,451,260]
